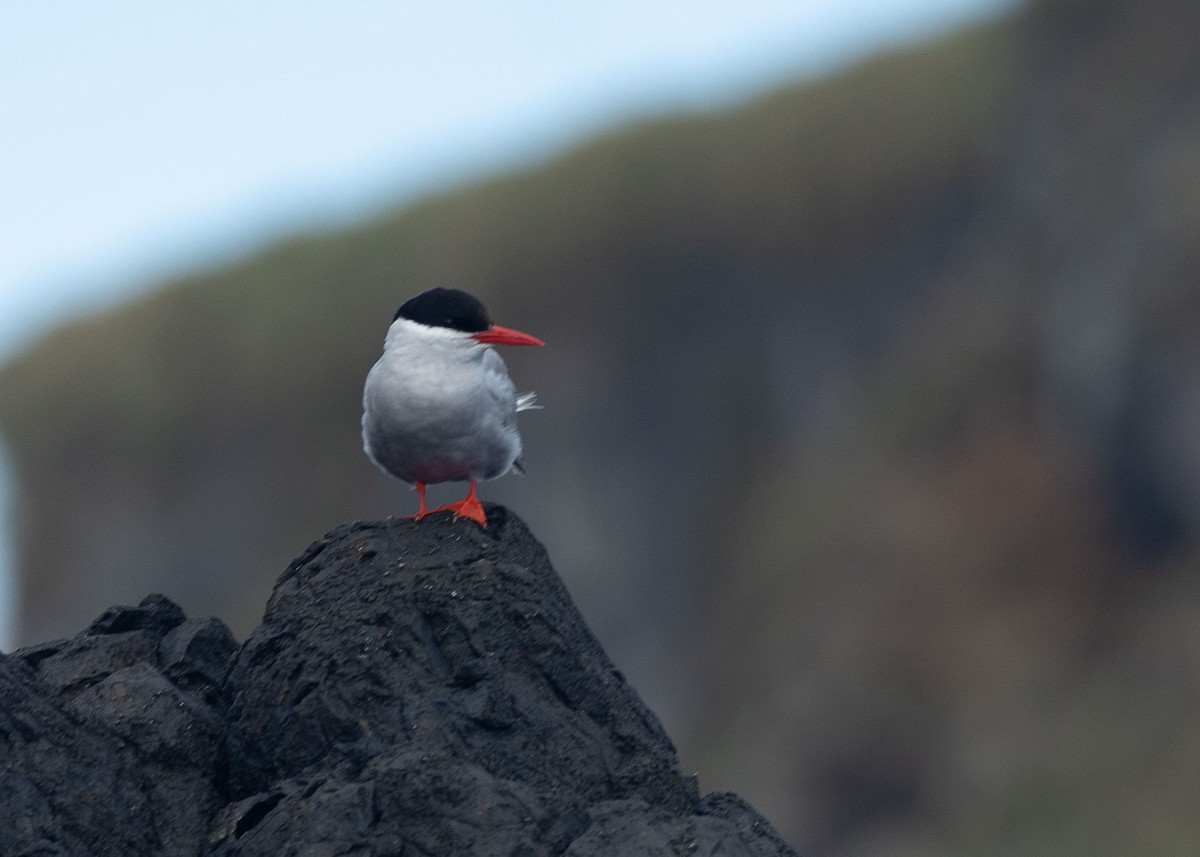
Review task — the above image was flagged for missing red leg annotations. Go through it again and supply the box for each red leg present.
[430,481,487,527]
[407,482,430,520]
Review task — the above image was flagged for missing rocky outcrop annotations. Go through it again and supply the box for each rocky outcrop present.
[1,506,794,855]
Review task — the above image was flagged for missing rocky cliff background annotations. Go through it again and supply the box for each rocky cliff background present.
[3,0,1200,853]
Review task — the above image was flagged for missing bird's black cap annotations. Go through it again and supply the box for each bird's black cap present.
[394,288,491,333]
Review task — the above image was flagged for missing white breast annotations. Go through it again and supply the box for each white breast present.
[361,319,522,485]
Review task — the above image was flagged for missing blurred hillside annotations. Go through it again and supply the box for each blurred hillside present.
[3,0,1200,853]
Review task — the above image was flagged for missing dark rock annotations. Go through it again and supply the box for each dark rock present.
[0,595,226,856]
[85,592,188,636]
[161,616,239,702]
[0,507,795,855]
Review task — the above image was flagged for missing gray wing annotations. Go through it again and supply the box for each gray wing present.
[481,349,540,476]
[482,348,520,434]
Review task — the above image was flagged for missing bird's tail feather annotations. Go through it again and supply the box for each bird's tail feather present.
[516,392,541,412]
[513,392,539,477]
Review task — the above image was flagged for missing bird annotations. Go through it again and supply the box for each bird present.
[362,287,544,527]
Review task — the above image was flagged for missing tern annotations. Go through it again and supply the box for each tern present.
[362,287,544,526]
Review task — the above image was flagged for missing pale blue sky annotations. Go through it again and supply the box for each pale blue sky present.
[0,0,1014,647]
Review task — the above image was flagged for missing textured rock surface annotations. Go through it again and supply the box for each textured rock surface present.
[1,594,235,857]
[1,507,795,855]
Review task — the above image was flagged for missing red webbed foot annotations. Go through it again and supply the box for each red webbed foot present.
[429,481,487,527]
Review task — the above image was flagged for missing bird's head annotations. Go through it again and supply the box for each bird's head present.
[392,288,544,349]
